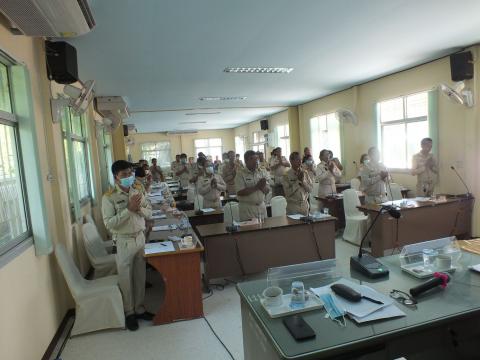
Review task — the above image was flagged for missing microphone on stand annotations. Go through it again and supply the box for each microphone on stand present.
[194,187,203,215]
[350,205,400,278]
[225,202,239,232]
[450,166,472,198]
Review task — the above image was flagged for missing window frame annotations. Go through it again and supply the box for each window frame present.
[309,112,342,162]
[0,63,32,258]
[194,138,223,159]
[378,91,429,172]
[276,124,290,155]
[140,141,171,168]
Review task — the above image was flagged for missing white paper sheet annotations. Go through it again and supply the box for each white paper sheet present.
[152,224,177,232]
[144,241,175,254]
[150,214,167,220]
[287,214,303,220]
[201,208,216,213]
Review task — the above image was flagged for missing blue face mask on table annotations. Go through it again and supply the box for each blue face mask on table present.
[120,175,135,188]
[320,293,346,326]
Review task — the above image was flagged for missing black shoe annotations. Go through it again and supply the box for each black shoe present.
[125,314,139,331]
[136,311,155,321]
[145,281,153,289]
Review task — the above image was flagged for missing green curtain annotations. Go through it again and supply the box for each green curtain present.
[10,65,53,256]
[428,89,439,157]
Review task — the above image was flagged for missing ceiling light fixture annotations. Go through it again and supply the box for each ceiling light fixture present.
[185,112,221,115]
[199,96,247,101]
[223,67,294,74]
[179,121,207,124]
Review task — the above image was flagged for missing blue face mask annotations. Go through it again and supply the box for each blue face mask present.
[119,175,135,188]
[320,293,346,326]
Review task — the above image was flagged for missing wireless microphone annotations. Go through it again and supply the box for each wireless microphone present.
[450,166,472,198]
[409,272,450,298]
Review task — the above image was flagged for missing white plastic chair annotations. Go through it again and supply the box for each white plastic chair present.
[271,196,287,217]
[342,189,368,246]
[194,194,204,211]
[186,185,196,202]
[82,223,117,279]
[223,202,240,226]
[387,183,403,201]
[350,178,361,191]
[55,243,125,336]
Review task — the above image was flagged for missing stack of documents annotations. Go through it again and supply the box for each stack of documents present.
[201,208,216,213]
[150,214,167,220]
[144,241,175,254]
[311,278,405,323]
[152,224,177,232]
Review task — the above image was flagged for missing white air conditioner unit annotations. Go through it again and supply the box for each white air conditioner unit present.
[95,96,130,131]
[0,0,95,37]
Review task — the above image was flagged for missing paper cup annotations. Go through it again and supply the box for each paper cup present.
[262,286,283,307]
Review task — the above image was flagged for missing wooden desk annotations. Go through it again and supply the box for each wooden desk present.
[197,216,336,282]
[316,194,365,229]
[358,196,474,257]
[184,209,224,228]
[335,183,350,193]
[146,218,204,325]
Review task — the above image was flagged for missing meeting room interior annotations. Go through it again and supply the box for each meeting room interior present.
[2,1,480,360]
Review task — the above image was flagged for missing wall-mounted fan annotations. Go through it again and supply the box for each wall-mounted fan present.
[336,109,358,126]
[50,80,95,123]
[440,81,474,107]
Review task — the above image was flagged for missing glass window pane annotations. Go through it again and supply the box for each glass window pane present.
[73,140,89,199]
[61,107,70,133]
[194,139,208,148]
[63,138,74,201]
[382,124,406,169]
[0,63,12,113]
[380,97,404,123]
[406,92,428,118]
[209,138,222,147]
[406,121,429,164]
[235,136,245,156]
[71,112,83,136]
[0,124,28,250]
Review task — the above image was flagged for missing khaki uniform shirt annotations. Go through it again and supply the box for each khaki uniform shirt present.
[149,165,164,182]
[235,166,270,221]
[302,163,317,181]
[282,168,313,215]
[102,183,152,237]
[171,161,180,180]
[411,152,438,196]
[360,161,388,204]
[269,156,290,185]
[198,174,226,208]
[175,163,190,188]
[316,161,341,196]
[258,160,270,173]
[222,162,239,195]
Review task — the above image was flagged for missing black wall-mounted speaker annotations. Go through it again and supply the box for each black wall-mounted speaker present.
[123,125,129,137]
[260,119,269,130]
[45,41,79,84]
[450,51,473,82]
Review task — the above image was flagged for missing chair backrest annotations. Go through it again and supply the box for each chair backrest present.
[82,223,109,259]
[194,194,204,211]
[223,202,239,225]
[343,189,363,218]
[271,196,287,217]
[55,243,86,299]
[387,183,403,201]
[350,178,361,191]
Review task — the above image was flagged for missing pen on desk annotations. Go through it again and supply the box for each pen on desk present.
[362,296,383,305]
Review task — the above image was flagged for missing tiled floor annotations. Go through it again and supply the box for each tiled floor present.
[61,236,358,360]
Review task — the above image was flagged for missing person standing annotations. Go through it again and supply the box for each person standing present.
[175,153,190,188]
[171,154,181,180]
[269,147,290,197]
[411,138,438,197]
[316,149,341,197]
[257,151,270,173]
[198,160,227,208]
[302,154,317,180]
[360,147,389,204]
[302,147,315,166]
[149,158,164,182]
[102,160,154,331]
[235,153,244,168]
[282,152,313,215]
[235,151,270,221]
[222,151,238,196]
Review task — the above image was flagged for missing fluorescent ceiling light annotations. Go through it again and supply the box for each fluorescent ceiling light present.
[179,121,207,124]
[185,112,221,115]
[223,67,294,74]
[199,96,247,101]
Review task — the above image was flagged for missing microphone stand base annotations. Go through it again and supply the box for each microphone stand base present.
[195,210,204,215]
[350,254,389,279]
[300,216,314,223]
[226,224,239,233]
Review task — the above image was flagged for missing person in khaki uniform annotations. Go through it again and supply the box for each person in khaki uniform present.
[269,147,291,197]
[149,158,164,182]
[171,154,181,180]
[102,160,154,331]
[175,153,190,188]
[282,152,313,215]
[360,147,389,204]
[198,160,226,208]
[257,151,270,173]
[316,149,341,197]
[222,151,238,196]
[411,137,438,197]
[235,150,271,221]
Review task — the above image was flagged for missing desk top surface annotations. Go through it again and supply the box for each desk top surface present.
[197,215,336,238]
[236,251,480,359]
[358,196,473,212]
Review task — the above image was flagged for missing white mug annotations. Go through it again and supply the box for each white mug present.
[262,286,283,307]
[435,254,452,269]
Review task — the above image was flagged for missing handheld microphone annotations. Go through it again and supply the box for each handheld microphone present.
[350,205,400,278]
[302,181,313,223]
[225,202,239,232]
[409,272,450,298]
[194,187,203,215]
[450,166,472,197]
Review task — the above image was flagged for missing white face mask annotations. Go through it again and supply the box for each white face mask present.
[206,166,214,174]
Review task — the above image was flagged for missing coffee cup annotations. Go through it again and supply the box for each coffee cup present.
[262,286,283,307]
[181,235,193,247]
[435,254,452,269]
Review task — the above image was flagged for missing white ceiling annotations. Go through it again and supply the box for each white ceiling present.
[69,0,480,133]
